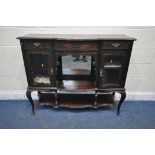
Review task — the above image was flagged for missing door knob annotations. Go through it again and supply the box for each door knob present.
[41,64,44,68]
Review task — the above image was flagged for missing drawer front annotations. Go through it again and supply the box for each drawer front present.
[101,41,132,49]
[54,41,98,51]
[23,40,51,50]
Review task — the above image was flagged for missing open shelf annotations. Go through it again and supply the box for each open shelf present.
[38,93,115,108]
[57,80,96,92]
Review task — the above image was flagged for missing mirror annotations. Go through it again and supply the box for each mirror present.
[62,55,92,76]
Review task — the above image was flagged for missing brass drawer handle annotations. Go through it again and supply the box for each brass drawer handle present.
[112,42,120,48]
[33,42,41,47]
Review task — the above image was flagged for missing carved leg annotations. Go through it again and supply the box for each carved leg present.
[94,91,98,108]
[117,91,126,116]
[54,90,58,108]
[26,90,35,115]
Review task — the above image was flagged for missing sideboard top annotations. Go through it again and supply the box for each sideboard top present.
[17,34,136,41]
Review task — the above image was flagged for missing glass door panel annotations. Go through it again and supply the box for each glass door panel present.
[28,53,51,86]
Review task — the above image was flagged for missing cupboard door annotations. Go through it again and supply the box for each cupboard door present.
[27,52,55,87]
[99,51,127,88]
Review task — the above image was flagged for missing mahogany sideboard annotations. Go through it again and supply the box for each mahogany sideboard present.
[17,34,136,115]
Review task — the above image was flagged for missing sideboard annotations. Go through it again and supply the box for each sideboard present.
[17,34,136,115]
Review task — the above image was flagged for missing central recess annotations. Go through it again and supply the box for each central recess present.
[62,55,91,76]
[56,54,96,91]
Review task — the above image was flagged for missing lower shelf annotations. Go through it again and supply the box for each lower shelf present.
[38,93,116,108]
[57,80,96,91]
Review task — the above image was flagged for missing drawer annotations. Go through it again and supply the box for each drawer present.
[54,41,98,51]
[23,40,51,50]
[101,41,132,49]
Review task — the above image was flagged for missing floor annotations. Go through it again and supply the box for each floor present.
[0,100,155,129]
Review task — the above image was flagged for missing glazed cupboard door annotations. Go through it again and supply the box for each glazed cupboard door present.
[99,51,127,89]
[27,52,56,87]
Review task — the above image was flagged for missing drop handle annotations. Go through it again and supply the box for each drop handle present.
[33,42,41,47]
[112,42,120,48]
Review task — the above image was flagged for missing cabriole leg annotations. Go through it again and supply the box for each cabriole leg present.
[26,90,35,115]
[117,91,126,116]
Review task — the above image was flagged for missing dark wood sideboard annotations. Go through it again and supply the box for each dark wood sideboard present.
[17,34,136,115]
